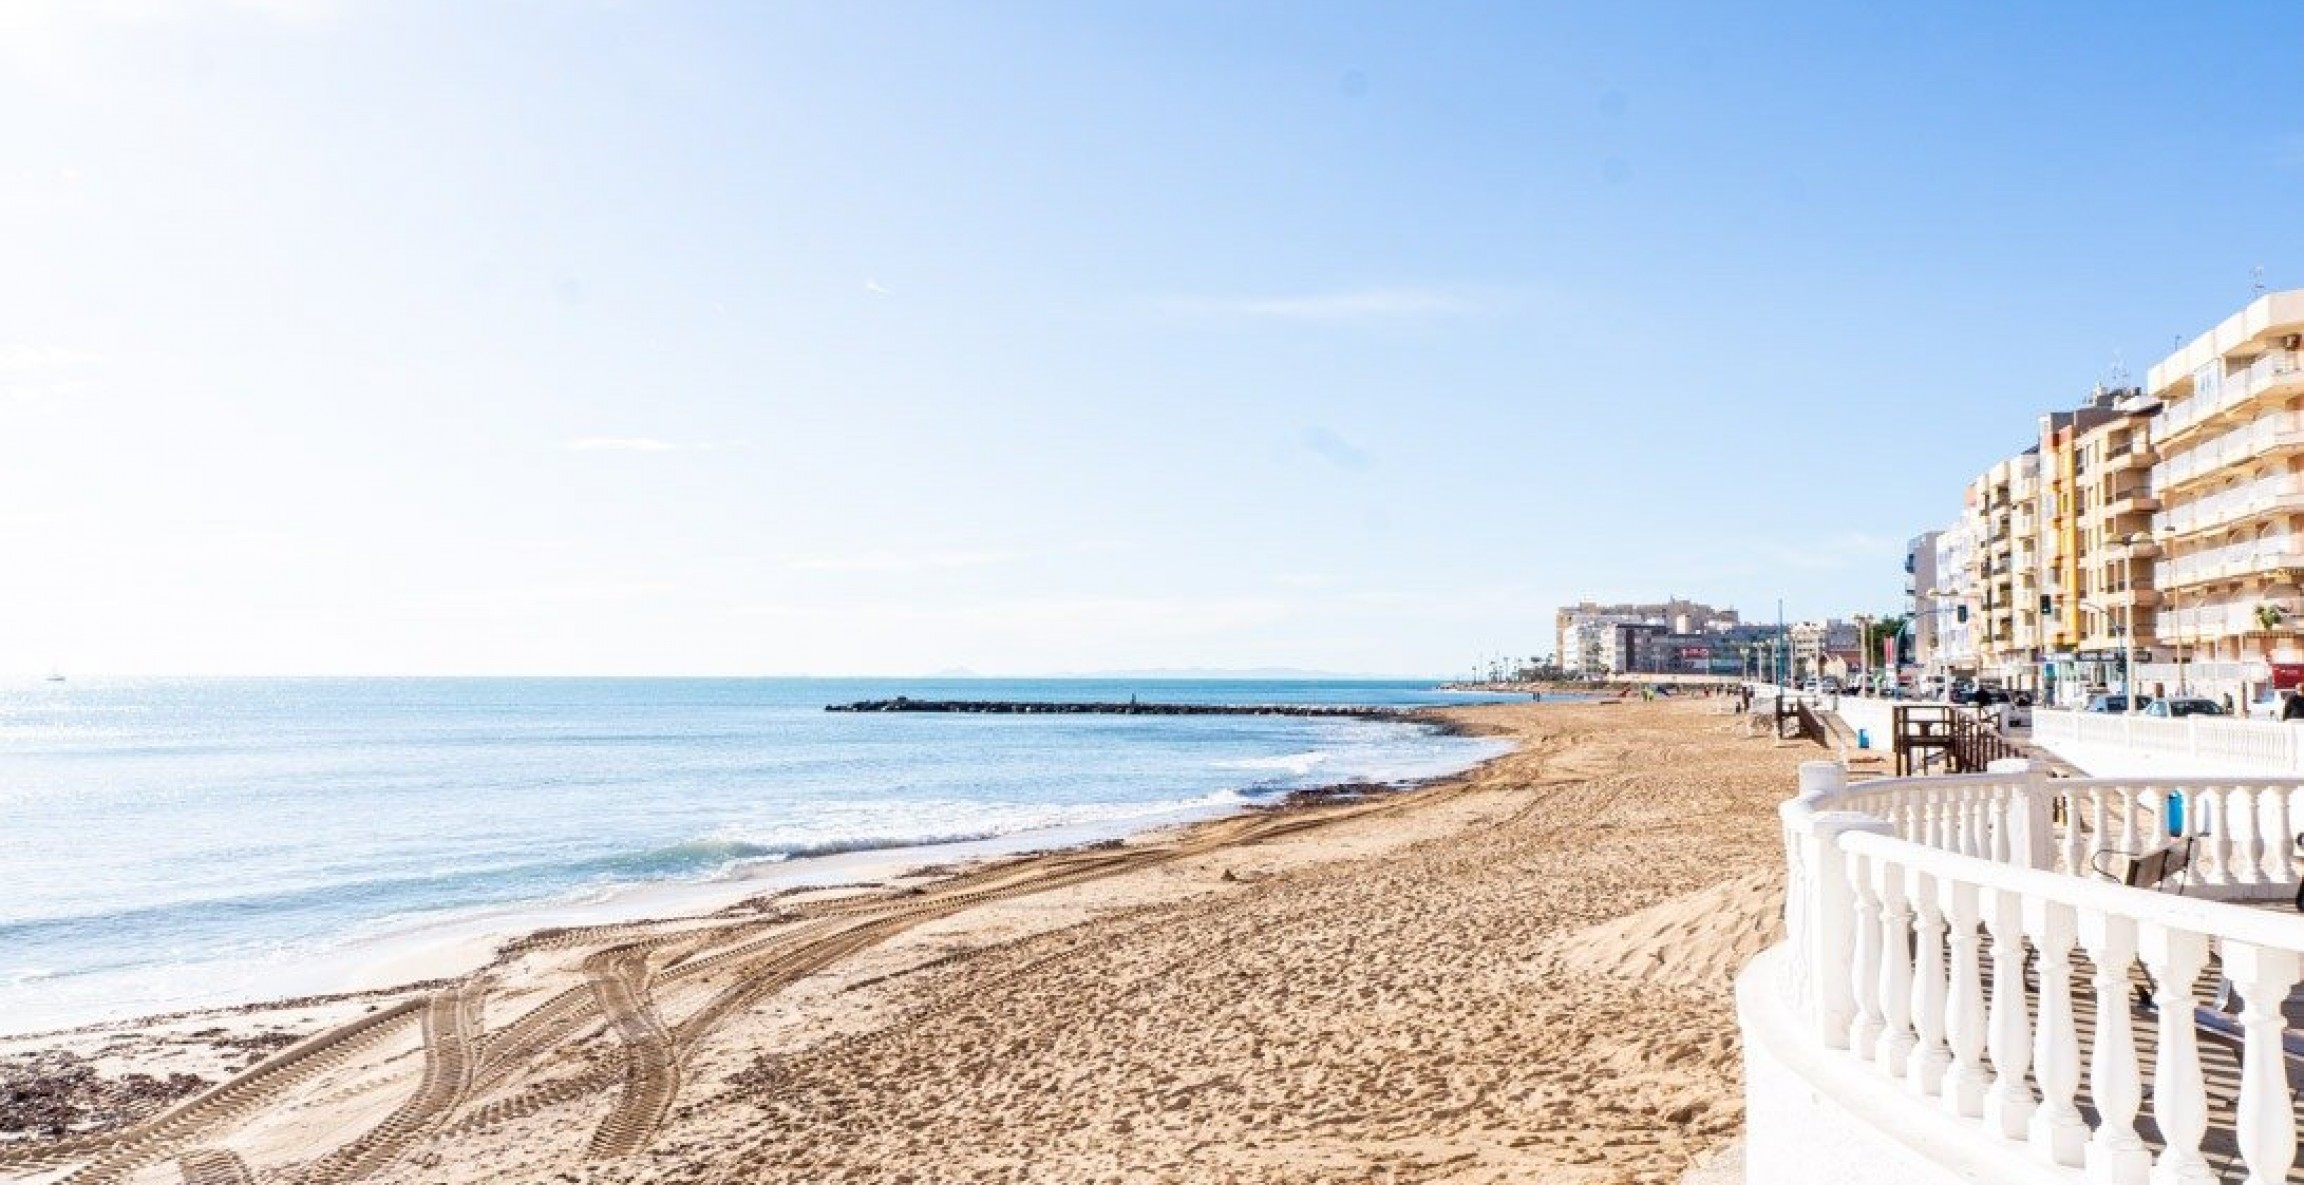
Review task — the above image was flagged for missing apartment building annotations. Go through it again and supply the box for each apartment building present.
[1553,599,1739,677]
[1963,449,2045,690]
[1906,530,1941,666]
[2146,290,2304,699]
[2036,390,2161,703]
[1788,619,1861,681]
[1930,523,1977,681]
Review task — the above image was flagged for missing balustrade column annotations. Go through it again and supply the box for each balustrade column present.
[1906,868,1952,1093]
[2227,785,2264,890]
[2059,787,2085,876]
[1780,819,1811,1010]
[1987,785,2012,863]
[1987,759,2049,869]
[2221,941,2301,1185]
[2142,787,2170,849]
[2088,789,2110,878]
[2077,910,2148,1185]
[1846,849,1885,1059]
[2116,787,2140,858]
[1939,879,1988,1117]
[2024,898,2087,1167]
[2259,786,2294,888]
[2193,786,2229,887]
[1873,859,1917,1073]
[1800,799,1889,1050]
[1981,886,2036,1139]
[2138,924,2215,1185]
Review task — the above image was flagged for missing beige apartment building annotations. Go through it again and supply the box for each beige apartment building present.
[1963,449,2044,690]
[2147,289,2304,698]
[2038,391,2160,701]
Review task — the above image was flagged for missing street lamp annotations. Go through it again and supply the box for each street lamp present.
[1926,585,1966,700]
[1853,613,1872,694]
[2119,531,2148,714]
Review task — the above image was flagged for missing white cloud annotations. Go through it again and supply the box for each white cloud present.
[785,548,1021,574]
[0,344,102,371]
[566,437,680,452]
[562,437,745,454]
[738,594,1291,635]
[0,343,101,405]
[1167,287,1480,324]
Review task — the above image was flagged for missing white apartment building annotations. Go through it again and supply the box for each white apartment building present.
[1929,522,1976,680]
[2147,289,2304,698]
[1905,530,1940,667]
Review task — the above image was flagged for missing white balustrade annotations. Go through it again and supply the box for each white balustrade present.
[1772,761,2304,1185]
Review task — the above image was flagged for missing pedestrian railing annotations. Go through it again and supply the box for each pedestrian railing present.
[1766,761,2304,1184]
[2035,709,2304,774]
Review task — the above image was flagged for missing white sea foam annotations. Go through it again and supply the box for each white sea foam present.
[1217,749,1331,775]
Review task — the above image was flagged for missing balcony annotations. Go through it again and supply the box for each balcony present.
[2090,587,2161,611]
[2155,532,2304,589]
[2102,489,2160,518]
[2155,347,2304,445]
[2155,601,2269,641]
[2160,472,2304,540]
[2157,410,2304,493]
[2104,445,2155,473]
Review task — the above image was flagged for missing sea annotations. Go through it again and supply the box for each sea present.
[0,677,1515,1036]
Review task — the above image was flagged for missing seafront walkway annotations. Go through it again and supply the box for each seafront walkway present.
[2032,708,2304,779]
[1744,758,2304,1185]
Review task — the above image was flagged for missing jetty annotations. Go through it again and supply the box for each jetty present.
[824,698,1408,719]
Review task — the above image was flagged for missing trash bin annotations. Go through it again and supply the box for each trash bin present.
[1856,728,1870,750]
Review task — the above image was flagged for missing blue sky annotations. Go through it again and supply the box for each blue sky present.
[3,1,2301,676]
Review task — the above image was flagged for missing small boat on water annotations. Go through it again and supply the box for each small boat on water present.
[44,670,64,683]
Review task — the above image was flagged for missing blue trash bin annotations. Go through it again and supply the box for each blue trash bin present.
[1856,728,1871,750]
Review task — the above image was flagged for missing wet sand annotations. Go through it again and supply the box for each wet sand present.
[0,698,1813,1185]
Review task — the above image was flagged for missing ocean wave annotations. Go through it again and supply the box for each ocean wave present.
[1216,749,1331,776]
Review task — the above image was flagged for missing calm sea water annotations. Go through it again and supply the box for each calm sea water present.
[0,678,1511,1034]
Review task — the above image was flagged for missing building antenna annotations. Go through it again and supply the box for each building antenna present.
[2254,264,2267,296]
[2106,348,2128,389]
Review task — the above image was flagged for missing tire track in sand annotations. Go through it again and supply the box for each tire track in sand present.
[176,1148,254,1185]
[301,986,482,1183]
[41,998,424,1185]
[582,947,680,1160]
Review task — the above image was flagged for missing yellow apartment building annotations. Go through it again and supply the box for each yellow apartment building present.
[2037,391,2160,702]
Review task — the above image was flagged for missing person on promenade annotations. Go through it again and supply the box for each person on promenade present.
[2282,690,2304,722]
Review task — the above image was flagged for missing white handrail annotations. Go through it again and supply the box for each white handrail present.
[1774,762,2304,1185]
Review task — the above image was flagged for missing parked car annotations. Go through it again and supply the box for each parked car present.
[2085,694,2153,714]
[2250,688,2304,720]
[2142,697,2224,718]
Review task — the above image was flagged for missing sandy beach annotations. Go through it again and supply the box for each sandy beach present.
[0,698,1814,1185]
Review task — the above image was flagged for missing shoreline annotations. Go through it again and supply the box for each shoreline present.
[2,700,1812,1183]
[1,709,1507,1046]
